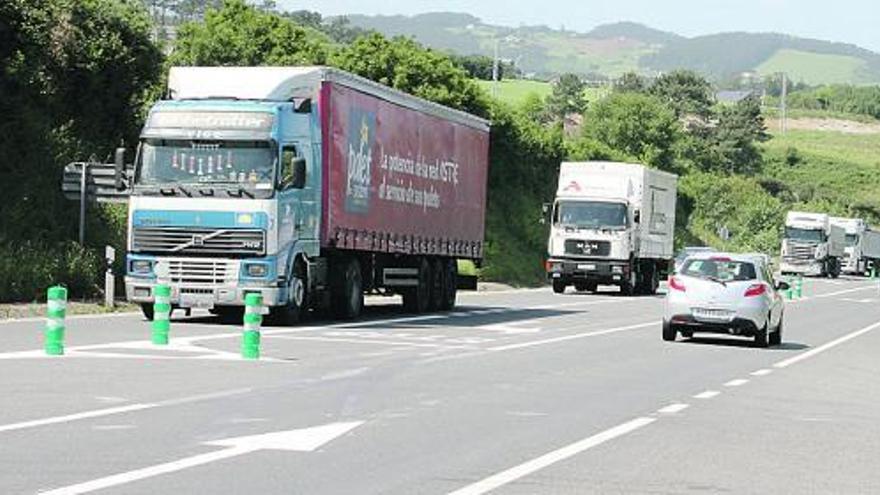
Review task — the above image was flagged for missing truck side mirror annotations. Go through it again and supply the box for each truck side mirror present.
[290,157,307,189]
[540,203,551,225]
[114,148,126,191]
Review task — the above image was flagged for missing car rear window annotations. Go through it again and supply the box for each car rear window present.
[681,259,757,282]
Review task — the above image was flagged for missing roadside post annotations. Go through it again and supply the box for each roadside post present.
[242,293,263,360]
[104,246,115,308]
[795,275,804,299]
[783,276,793,300]
[45,286,67,356]
[151,284,172,345]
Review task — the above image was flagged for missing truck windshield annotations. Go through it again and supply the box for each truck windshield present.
[137,139,276,188]
[784,227,826,243]
[555,201,627,229]
[845,234,859,246]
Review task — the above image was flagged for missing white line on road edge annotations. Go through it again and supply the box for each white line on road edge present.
[657,403,689,414]
[787,285,875,305]
[488,321,658,352]
[0,311,140,326]
[693,391,720,399]
[0,403,156,433]
[724,379,749,387]
[447,417,655,495]
[751,369,773,376]
[774,319,880,369]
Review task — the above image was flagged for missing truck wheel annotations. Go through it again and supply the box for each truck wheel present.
[620,269,637,296]
[662,321,676,341]
[333,258,363,320]
[269,262,306,326]
[403,257,430,313]
[552,279,566,294]
[140,303,154,321]
[428,258,444,311]
[439,259,457,310]
[831,259,840,279]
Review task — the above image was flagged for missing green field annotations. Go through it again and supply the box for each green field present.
[757,49,871,85]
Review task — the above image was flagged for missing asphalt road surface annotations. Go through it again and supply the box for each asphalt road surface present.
[1,277,879,494]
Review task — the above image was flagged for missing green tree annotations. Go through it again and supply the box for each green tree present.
[575,92,681,173]
[614,71,647,93]
[649,69,715,119]
[546,73,586,121]
[708,95,769,175]
[170,0,330,66]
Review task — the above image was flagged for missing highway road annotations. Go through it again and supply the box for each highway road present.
[1,278,879,494]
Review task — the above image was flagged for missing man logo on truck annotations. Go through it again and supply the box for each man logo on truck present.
[346,111,375,214]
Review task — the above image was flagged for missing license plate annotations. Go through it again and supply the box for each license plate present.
[578,264,597,270]
[180,294,215,309]
[692,308,734,322]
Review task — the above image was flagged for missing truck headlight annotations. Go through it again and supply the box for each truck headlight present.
[130,260,153,274]
[245,263,269,278]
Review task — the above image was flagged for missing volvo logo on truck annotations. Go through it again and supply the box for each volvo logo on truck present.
[345,111,375,214]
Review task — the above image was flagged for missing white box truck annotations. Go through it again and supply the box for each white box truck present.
[781,211,845,277]
[831,217,869,275]
[545,162,677,295]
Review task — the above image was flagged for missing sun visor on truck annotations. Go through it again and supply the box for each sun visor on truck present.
[141,111,275,141]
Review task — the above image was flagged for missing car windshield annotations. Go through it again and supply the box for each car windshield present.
[681,259,758,282]
[137,139,276,187]
[845,234,859,246]
[555,201,627,229]
[785,227,825,243]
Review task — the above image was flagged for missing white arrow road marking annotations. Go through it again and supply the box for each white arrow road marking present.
[40,421,363,495]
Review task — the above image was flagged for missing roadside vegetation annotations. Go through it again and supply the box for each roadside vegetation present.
[2,0,879,302]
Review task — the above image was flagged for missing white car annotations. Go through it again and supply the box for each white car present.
[663,252,788,347]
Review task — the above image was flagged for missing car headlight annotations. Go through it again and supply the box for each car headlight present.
[245,263,268,278]
[130,260,153,274]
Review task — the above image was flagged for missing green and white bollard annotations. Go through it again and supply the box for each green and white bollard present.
[783,277,793,300]
[151,284,172,345]
[242,293,263,360]
[795,275,804,299]
[45,286,67,356]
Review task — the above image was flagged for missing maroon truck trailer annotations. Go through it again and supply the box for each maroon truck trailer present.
[157,66,490,321]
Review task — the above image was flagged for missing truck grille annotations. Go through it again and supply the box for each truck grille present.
[564,239,611,256]
[165,259,239,285]
[786,242,816,261]
[132,227,265,257]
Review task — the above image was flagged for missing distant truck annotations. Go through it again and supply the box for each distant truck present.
[780,211,845,277]
[830,217,880,275]
[545,162,678,295]
[123,66,490,322]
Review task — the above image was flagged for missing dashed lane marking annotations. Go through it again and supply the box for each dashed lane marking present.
[693,390,720,399]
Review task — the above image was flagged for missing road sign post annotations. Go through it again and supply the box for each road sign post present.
[242,293,263,360]
[45,286,67,356]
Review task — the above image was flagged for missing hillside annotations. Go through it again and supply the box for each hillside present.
[343,13,880,85]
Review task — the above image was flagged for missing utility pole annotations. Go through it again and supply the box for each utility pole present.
[492,39,500,98]
[780,72,788,135]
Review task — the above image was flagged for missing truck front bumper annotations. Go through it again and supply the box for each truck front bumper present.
[546,258,628,284]
[780,259,823,276]
[125,278,283,308]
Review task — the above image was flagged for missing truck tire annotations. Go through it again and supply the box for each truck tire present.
[268,262,306,325]
[439,259,457,310]
[552,279,566,294]
[620,269,637,296]
[140,303,154,321]
[830,258,840,279]
[403,257,430,313]
[333,258,363,320]
[427,258,445,311]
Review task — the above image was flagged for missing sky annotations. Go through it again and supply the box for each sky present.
[280,0,880,52]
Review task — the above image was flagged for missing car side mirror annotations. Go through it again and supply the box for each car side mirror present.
[114,147,126,191]
[776,281,790,292]
[290,157,306,189]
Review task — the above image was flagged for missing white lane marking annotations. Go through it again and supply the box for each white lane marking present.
[267,335,470,349]
[447,417,655,495]
[788,284,875,304]
[471,309,497,315]
[92,424,137,431]
[488,321,658,352]
[657,403,689,414]
[0,404,157,433]
[751,369,773,376]
[478,324,542,335]
[724,379,749,387]
[0,311,140,325]
[774,319,880,369]
[40,422,364,495]
[693,390,720,399]
[450,312,470,317]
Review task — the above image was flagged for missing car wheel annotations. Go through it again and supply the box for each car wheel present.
[552,279,566,294]
[140,303,154,321]
[754,323,769,348]
[769,315,783,346]
[662,320,677,342]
